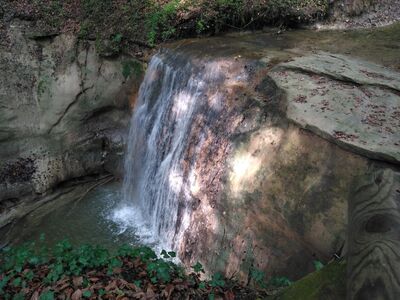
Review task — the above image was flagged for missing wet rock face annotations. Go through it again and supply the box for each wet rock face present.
[0,20,141,226]
[155,34,400,281]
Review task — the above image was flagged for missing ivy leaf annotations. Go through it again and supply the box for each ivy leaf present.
[191,262,204,273]
[12,293,25,300]
[39,291,55,300]
[82,290,92,298]
[314,260,324,271]
[210,272,225,288]
[12,277,22,287]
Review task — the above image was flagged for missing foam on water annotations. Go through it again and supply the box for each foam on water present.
[106,204,156,246]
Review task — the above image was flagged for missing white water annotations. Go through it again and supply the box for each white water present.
[114,49,245,251]
[116,52,200,250]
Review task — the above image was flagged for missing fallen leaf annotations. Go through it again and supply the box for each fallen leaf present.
[119,278,129,287]
[64,287,74,298]
[132,291,146,299]
[73,276,83,288]
[58,283,71,291]
[224,290,235,300]
[146,285,156,299]
[30,291,39,300]
[71,289,82,300]
[162,284,174,299]
[105,280,118,291]
[126,282,141,292]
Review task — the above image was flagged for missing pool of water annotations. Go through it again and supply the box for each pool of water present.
[4,182,156,251]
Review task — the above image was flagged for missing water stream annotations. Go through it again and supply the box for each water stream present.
[3,23,399,255]
[121,52,204,251]
[4,182,148,250]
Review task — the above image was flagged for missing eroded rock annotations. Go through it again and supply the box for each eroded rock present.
[155,30,400,281]
[0,20,142,227]
[270,52,400,164]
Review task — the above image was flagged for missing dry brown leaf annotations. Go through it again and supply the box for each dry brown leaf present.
[71,289,82,300]
[146,285,156,299]
[173,278,184,284]
[86,271,96,276]
[64,287,74,298]
[56,277,70,286]
[175,284,187,291]
[105,280,118,291]
[132,291,146,299]
[162,284,174,299]
[73,276,83,287]
[30,291,39,300]
[91,282,104,290]
[127,282,141,292]
[138,271,147,277]
[133,258,142,268]
[224,290,235,300]
[58,283,71,291]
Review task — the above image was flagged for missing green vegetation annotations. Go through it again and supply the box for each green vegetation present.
[274,261,346,300]
[146,0,181,46]
[5,0,330,56]
[0,238,269,299]
[121,60,144,79]
[37,77,49,97]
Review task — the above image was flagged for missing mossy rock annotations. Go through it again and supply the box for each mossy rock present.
[275,261,346,300]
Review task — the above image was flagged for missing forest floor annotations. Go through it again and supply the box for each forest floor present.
[0,0,330,58]
[1,1,398,59]
[317,0,400,29]
[0,241,277,300]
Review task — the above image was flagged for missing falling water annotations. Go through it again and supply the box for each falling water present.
[119,51,198,250]
[116,49,248,251]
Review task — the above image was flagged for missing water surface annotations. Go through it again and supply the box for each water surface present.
[6,182,155,251]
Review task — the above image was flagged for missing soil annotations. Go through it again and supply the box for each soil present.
[321,0,400,29]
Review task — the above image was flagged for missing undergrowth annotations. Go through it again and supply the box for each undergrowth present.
[0,237,283,299]
[4,0,330,56]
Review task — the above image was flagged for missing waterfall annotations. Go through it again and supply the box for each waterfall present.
[120,51,199,250]
[119,49,248,251]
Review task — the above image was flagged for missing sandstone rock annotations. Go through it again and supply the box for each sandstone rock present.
[270,52,400,164]
[161,30,400,281]
[0,20,142,227]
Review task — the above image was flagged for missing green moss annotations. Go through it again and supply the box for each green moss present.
[121,60,143,79]
[37,75,51,98]
[275,261,346,300]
